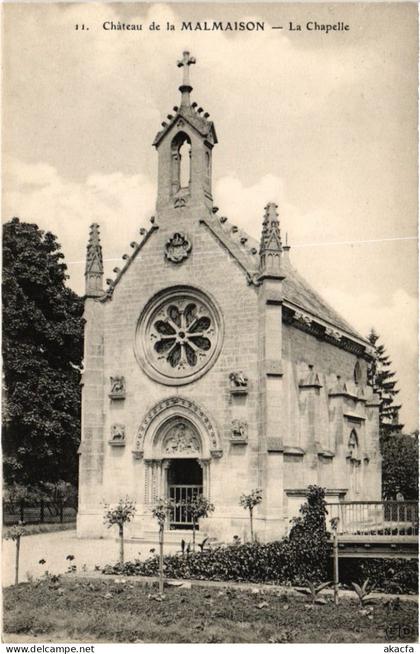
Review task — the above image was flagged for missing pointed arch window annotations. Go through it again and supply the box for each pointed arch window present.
[171,131,191,195]
[354,361,362,385]
[347,429,361,495]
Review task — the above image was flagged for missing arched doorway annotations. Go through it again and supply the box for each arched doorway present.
[134,396,223,521]
[167,458,203,529]
[160,418,203,529]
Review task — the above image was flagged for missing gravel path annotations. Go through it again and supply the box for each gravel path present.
[2,529,162,587]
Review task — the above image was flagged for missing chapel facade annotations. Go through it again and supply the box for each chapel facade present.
[77,52,381,541]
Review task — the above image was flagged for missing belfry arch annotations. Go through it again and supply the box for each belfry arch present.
[171,131,191,195]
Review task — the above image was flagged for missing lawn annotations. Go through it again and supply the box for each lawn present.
[3,576,418,643]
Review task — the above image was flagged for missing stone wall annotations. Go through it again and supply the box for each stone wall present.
[280,322,381,524]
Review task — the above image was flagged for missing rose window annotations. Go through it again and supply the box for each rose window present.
[153,303,212,368]
[136,287,223,385]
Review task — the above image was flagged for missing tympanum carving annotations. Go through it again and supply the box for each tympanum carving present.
[163,422,200,455]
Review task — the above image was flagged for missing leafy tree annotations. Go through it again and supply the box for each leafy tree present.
[381,432,418,500]
[104,497,136,564]
[2,218,84,488]
[367,329,403,442]
[240,488,262,542]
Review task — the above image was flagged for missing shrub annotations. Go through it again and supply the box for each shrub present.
[103,486,331,586]
[338,558,418,595]
[102,487,418,595]
[285,485,330,583]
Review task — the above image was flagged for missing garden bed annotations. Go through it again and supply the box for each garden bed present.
[103,546,418,595]
[3,577,418,643]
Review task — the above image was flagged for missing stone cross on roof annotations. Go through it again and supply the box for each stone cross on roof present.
[177,50,196,88]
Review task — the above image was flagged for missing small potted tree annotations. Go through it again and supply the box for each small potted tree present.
[186,494,215,552]
[5,523,26,585]
[152,498,175,595]
[103,496,136,565]
[240,488,263,542]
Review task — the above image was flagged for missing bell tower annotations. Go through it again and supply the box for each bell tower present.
[153,51,217,217]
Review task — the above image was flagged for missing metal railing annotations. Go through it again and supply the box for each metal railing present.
[3,500,77,526]
[326,501,418,537]
[168,484,203,528]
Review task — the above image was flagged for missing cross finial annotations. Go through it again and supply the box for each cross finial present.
[177,50,196,88]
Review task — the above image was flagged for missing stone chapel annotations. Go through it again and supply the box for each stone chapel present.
[77,52,382,541]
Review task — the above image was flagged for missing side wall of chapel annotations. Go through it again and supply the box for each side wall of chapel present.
[280,323,382,523]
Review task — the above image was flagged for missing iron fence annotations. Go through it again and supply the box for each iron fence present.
[3,500,77,526]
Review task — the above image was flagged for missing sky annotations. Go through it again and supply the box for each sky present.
[2,2,418,430]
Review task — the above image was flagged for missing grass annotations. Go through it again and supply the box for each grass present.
[3,576,418,643]
[3,523,76,537]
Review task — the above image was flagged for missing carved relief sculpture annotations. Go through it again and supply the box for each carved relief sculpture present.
[229,371,248,395]
[110,423,126,447]
[230,419,248,444]
[109,376,126,399]
[165,232,192,262]
[163,422,200,455]
[325,327,342,342]
[347,430,361,462]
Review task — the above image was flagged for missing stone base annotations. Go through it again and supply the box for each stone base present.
[77,511,106,538]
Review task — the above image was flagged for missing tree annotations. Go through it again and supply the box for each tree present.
[367,329,403,443]
[239,488,262,542]
[381,432,418,500]
[186,494,214,552]
[2,218,84,488]
[152,498,175,595]
[5,523,26,585]
[104,497,136,564]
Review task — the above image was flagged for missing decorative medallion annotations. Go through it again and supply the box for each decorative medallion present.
[135,286,224,386]
[165,232,191,263]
